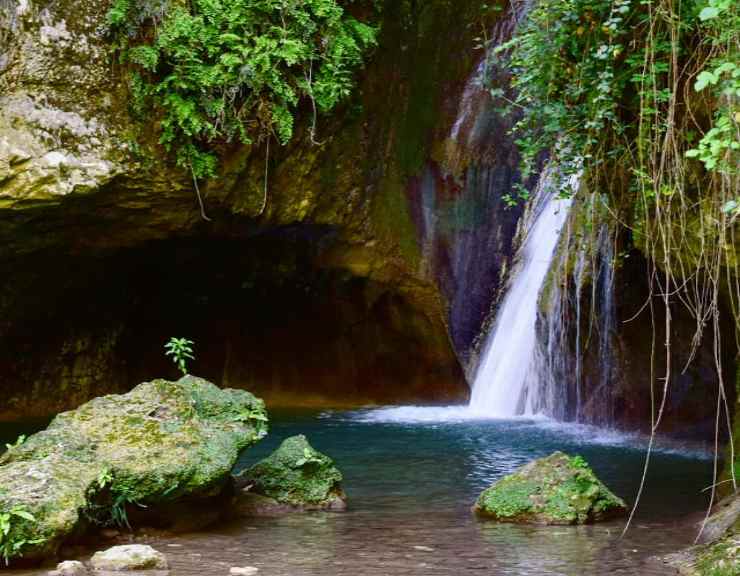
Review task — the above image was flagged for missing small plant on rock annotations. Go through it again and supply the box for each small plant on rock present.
[294,447,324,468]
[165,337,194,376]
[0,508,41,565]
[3,435,25,451]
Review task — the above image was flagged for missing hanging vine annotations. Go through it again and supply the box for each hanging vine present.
[489,0,739,533]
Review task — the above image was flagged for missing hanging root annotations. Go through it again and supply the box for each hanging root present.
[258,137,269,217]
[190,165,212,222]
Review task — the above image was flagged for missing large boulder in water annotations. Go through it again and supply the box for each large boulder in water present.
[473,452,626,524]
[234,435,346,514]
[0,376,267,565]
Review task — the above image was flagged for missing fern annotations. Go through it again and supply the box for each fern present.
[108,0,379,178]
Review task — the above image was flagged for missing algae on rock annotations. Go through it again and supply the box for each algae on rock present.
[473,452,626,524]
[0,376,267,564]
[235,435,346,513]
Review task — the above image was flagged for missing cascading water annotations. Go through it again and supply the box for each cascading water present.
[533,215,618,424]
[468,174,575,417]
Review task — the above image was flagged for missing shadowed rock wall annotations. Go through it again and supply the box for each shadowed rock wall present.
[0,0,519,416]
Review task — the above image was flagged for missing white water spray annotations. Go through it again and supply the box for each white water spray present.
[469,175,575,417]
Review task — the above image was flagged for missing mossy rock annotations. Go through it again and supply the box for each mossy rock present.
[0,376,267,564]
[235,435,346,513]
[664,493,740,575]
[473,452,626,524]
[666,534,740,576]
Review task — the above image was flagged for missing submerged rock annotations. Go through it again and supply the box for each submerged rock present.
[90,545,168,571]
[234,435,346,514]
[229,568,259,576]
[0,376,267,564]
[473,452,626,524]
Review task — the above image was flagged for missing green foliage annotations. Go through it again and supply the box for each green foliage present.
[164,337,194,375]
[489,0,738,194]
[490,0,639,187]
[685,0,740,173]
[96,468,114,490]
[569,454,589,470]
[694,534,740,576]
[294,446,324,468]
[234,405,269,438]
[107,0,378,178]
[0,508,41,565]
[85,469,142,529]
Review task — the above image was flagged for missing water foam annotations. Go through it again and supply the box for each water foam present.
[335,406,712,459]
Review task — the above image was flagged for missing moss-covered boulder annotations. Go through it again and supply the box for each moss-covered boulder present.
[0,376,267,565]
[234,435,345,514]
[473,452,626,524]
[664,493,740,575]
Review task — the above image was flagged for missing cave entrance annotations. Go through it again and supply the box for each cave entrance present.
[0,226,467,420]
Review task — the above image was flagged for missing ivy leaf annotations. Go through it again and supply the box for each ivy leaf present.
[694,71,718,91]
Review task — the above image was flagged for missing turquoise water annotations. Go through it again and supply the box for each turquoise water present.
[1,408,716,575]
[239,407,713,521]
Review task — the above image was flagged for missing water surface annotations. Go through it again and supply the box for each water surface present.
[2,408,715,575]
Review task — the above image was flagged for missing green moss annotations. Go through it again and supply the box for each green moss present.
[694,536,740,576]
[0,376,268,564]
[474,452,626,524]
[239,435,344,507]
[476,478,538,519]
[371,169,422,267]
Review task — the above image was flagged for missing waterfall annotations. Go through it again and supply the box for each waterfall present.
[468,174,575,417]
[530,204,617,424]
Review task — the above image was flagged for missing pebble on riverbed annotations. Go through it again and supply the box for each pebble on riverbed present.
[229,567,259,575]
[48,560,88,576]
[90,544,169,571]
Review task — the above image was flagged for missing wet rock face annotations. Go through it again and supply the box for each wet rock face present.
[534,194,738,438]
[0,0,504,414]
[473,452,627,524]
[0,0,131,216]
[0,376,266,564]
[234,435,346,514]
[407,11,528,371]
